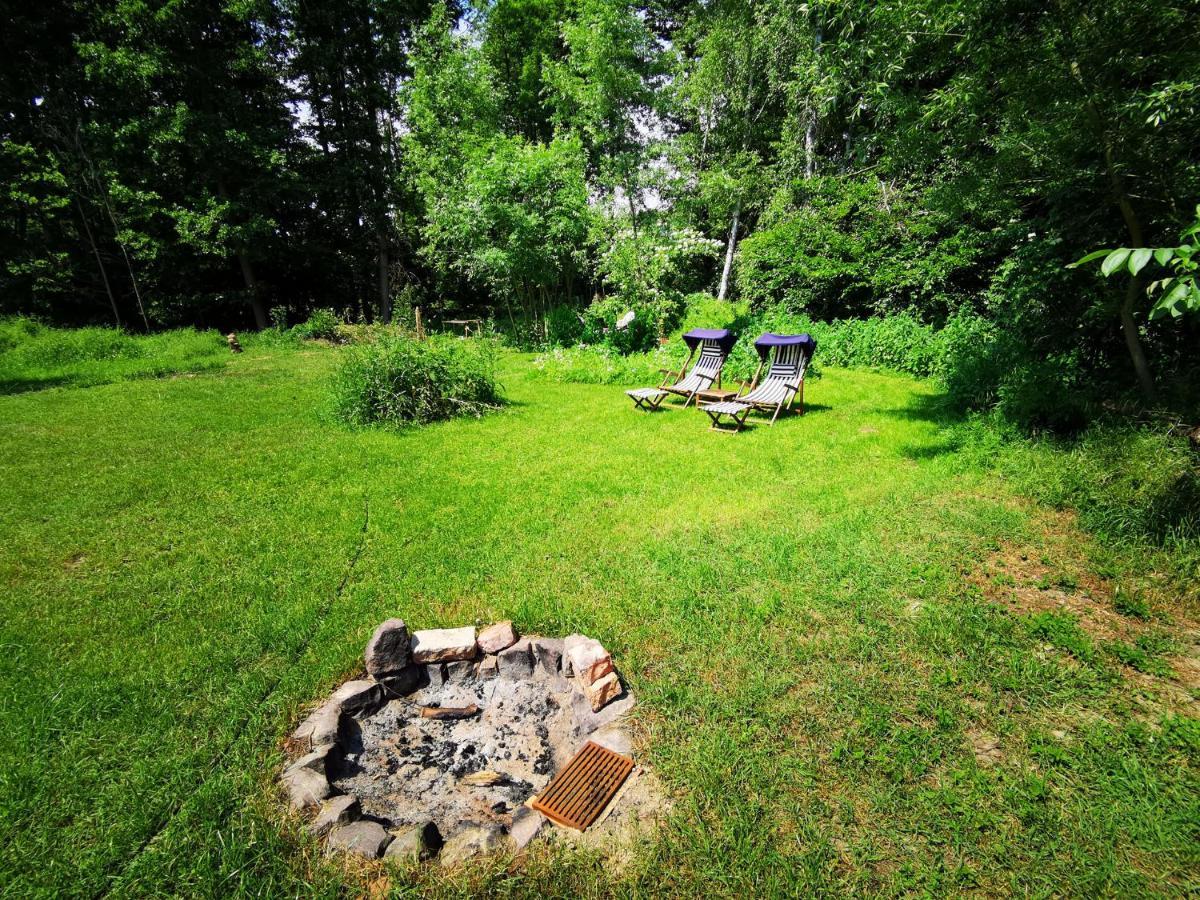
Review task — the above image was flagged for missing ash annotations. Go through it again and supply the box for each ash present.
[331,672,585,832]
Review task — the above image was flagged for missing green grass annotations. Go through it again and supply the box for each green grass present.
[0,343,1197,897]
[0,317,233,393]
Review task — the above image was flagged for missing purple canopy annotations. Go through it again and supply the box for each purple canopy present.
[682,328,737,352]
[753,332,817,361]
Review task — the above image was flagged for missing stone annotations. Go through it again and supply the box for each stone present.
[308,795,360,837]
[590,723,634,757]
[330,679,383,716]
[509,807,548,851]
[564,635,613,687]
[478,655,500,679]
[477,621,518,654]
[287,744,336,776]
[292,703,341,751]
[327,820,392,859]
[444,659,477,684]
[384,821,440,865]
[377,666,421,697]
[281,766,331,811]
[497,638,533,678]
[364,618,410,678]
[410,627,478,664]
[438,824,506,868]
[572,686,636,736]
[425,663,449,687]
[582,670,622,712]
[530,637,563,676]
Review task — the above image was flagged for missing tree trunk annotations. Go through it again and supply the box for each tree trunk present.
[76,199,121,327]
[99,192,150,332]
[805,20,823,179]
[1120,276,1156,402]
[238,252,269,330]
[378,231,391,324]
[717,201,740,302]
[217,176,268,329]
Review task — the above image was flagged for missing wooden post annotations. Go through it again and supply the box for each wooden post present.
[414,306,424,340]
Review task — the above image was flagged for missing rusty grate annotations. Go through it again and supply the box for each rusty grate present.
[531,741,634,831]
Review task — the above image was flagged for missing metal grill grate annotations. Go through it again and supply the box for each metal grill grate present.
[530,741,634,831]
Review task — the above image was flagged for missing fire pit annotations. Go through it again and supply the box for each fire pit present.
[280,619,660,867]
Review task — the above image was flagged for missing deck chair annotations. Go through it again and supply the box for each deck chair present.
[701,333,816,432]
[626,329,737,411]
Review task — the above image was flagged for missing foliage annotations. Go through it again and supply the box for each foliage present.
[1073,206,1200,320]
[736,177,985,319]
[530,343,673,384]
[291,308,341,342]
[328,333,502,427]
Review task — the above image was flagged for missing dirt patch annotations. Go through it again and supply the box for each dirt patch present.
[970,514,1199,716]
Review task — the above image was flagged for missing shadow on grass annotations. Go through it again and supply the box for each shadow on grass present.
[0,375,75,395]
[880,390,970,460]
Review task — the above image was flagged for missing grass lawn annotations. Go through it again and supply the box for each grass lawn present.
[0,345,1196,897]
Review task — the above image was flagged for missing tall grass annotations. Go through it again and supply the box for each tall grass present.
[0,317,229,392]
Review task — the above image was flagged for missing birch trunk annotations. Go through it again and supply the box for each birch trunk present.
[717,201,740,302]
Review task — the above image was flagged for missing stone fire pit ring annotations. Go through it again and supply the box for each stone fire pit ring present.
[280,620,641,867]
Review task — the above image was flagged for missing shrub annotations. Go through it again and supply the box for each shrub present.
[292,308,341,342]
[328,333,503,427]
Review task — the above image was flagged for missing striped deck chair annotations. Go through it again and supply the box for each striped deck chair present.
[626,328,737,411]
[701,333,816,432]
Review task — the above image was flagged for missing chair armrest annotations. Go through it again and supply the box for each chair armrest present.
[657,368,680,377]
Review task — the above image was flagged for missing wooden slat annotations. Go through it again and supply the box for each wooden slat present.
[530,741,634,831]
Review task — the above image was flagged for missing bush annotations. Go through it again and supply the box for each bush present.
[292,308,341,342]
[328,333,503,427]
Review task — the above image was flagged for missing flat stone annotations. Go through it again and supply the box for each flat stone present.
[364,618,410,678]
[439,824,506,868]
[327,820,392,859]
[478,655,500,679]
[582,670,622,712]
[411,627,477,664]
[572,687,636,736]
[497,638,533,678]
[564,635,613,687]
[281,766,330,811]
[308,795,360,837]
[530,637,563,676]
[330,679,383,716]
[444,659,477,684]
[590,723,634,756]
[477,621,518,654]
[384,821,439,864]
[509,806,548,851]
[292,702,341,751]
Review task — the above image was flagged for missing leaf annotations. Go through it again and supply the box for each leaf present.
[1128,248,1153,275]
[1068,249,1110,268]
[1101,248,1131,276]
[1154,247,1174,266]
[1149,278,1198,320]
